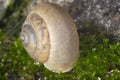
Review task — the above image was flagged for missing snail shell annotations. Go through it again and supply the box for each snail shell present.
[20,2,79,73]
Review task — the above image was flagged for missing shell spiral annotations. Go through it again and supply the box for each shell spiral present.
[20,2,79,73]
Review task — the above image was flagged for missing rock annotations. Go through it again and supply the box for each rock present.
[26,0,120,40]
[68,0,120,40]
[0,0,10,19]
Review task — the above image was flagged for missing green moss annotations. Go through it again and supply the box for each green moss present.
[0,33,120,80]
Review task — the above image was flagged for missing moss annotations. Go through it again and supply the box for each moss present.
[0,33,120,80]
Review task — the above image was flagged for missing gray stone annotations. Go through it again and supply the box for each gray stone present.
[67,0,120,39]
[0,0,10,19]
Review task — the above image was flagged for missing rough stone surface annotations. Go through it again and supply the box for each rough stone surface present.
[26,0,120,39]
[68,0,120,39]
[0,0,10,19]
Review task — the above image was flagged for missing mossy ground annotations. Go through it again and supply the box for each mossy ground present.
[0,0,120,80]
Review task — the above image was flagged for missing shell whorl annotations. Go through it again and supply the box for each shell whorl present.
[20,13,50,63]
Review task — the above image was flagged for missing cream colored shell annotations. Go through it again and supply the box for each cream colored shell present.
[20,2,79,73]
